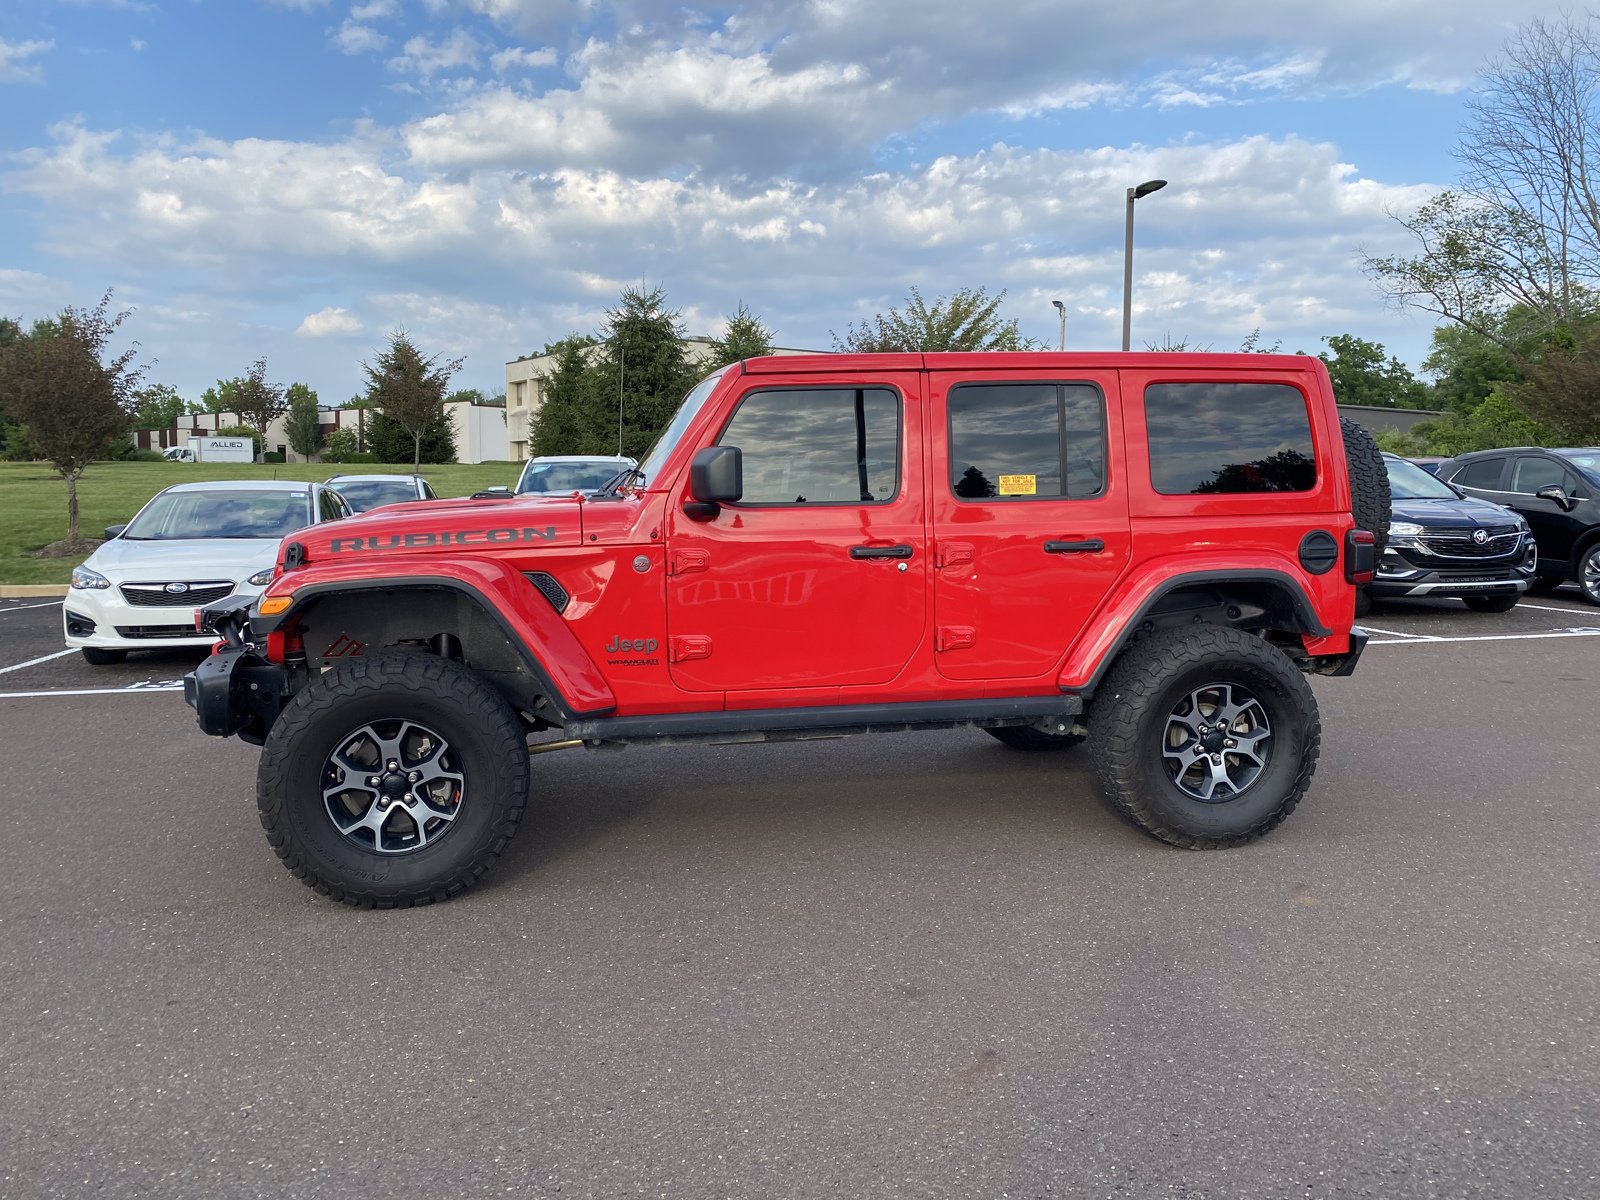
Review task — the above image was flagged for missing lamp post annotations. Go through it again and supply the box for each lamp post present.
[1121,178,1167,352]
[1051,299,1066,351]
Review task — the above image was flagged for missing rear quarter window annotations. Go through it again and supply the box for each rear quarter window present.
[1145,382,1315,495]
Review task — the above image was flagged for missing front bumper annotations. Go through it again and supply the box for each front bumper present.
[184,644,289,745]
[1367,540,1534,600]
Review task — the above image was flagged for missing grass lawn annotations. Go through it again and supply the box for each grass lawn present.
[0,460,522,585]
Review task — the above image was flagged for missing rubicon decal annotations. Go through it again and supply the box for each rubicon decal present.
[329,527,559,553]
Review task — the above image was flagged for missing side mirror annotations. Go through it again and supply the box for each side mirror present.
[1536,484,1575,511]
[104,524,127,540]
[685,446,742,519]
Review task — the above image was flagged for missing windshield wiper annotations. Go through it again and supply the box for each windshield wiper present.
[593,467,646,498]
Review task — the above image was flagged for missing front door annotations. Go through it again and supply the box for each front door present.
[928,370,1130,681]
[665,373,928,694]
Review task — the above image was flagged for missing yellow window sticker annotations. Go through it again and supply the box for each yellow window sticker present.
[998,474,1037,496]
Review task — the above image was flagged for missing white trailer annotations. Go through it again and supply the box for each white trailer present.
[192,436,255,463]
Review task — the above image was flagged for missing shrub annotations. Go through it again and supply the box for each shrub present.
[262,451,286,464]
[214,424,264,455]
[126,448,166,462]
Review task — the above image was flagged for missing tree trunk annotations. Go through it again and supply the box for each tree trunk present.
[66,471,79,542]
[413,432,422,471]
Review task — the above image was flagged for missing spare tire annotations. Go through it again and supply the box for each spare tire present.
[1340,416,1391,552]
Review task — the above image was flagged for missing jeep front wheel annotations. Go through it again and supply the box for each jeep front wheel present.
[256,653,530,907]
[1087,625,1320,848]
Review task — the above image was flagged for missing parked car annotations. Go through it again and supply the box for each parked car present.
[1437,446,1600,604]
[65,480,353,665]
[1362,454,1534,614]
[514,455,637,497]
[324,473,438,513]
[1407,455,1451,475]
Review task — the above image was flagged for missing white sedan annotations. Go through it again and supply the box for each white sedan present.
[64,480,352,665]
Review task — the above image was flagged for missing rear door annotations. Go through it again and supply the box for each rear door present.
[928,368,1129,681]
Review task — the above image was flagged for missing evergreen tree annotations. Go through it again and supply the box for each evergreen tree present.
[366,407,457,464]
[363,330,462,470]
[705,302,776,368]
[599,284,699,460]
[529,335,601,456]
[283,382,325,460]
[831,286,1035,352]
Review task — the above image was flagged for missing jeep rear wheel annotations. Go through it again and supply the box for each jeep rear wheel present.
[256,653,530,907]
[1087,625,1320,848]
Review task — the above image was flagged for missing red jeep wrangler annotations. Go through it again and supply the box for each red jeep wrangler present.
[185,352,1386,907]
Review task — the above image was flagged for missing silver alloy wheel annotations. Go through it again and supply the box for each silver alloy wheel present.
[321,719,465,854]
[1162,682,1273,803]
[1583,546,1600,603]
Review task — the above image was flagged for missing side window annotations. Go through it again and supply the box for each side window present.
[718,387,899,505]
[318,490,344,522]
[1510,456,1572,495]
[1458,456,1508,490]
[1145,382,1315,495]
[947,383,1106,500]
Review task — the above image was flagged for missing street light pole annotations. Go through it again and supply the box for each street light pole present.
[1121,178,1167,352]
[1051,299,1066,351]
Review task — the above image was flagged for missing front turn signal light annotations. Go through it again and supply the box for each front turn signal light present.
[258,596,293,616]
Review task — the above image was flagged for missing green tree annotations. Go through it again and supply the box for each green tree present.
[705,302,776,368]
[600,285,700,459]
[363,330,463,470]
[283,382,325,460]
[1421,323,1524,415]
[529,334,602,456]
[133,382,190,430]
[227,359,287,458]
[198,380,240,414]
[1318,334,1431,408]
[1406,389,1558,455]
[366,407,456,464]
[323,427,358,460]
[831,286,1036,352]
[0,291,144,544]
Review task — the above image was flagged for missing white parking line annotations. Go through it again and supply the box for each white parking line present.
[0,601,63,613]
[1517,601,1598,617]
[1359,624,1440,640]
[1370,628,1600,646]
[0,683,184,699]
[0,648,77,674]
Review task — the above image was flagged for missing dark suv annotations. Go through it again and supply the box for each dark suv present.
[1364,454,1534,613]
[1438,447,1600,604]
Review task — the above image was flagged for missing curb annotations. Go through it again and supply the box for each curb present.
[0,585,70,598]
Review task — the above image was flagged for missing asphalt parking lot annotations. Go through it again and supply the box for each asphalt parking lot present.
[1,593,1596,1199]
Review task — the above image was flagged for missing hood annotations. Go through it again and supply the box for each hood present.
[84,536,278,581]
[288,495,586,564]
[1390,492,1523,531]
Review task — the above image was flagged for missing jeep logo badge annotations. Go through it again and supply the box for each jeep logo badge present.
[1472,529,1488,544]
[165,582,190,594]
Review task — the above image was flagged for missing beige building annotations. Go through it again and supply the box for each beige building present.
[505,337,820,462]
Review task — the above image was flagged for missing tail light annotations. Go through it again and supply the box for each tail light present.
[1345,529,1376,584]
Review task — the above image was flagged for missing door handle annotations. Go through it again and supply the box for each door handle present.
[849,544,914,560]
[1043,539,1106,554]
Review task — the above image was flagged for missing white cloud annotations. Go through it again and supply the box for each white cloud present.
[333,21,388,55]
[489,45,556,73]
[297,306,364,337]
[388,29,481,77]
[351,0,398,18]
[0,38,54,85]
[130,38,147,52]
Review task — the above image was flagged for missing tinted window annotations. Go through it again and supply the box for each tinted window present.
[1510,456,1574,494]
[718,388,899,504]
[1456,457,1507,490]
[947,383,1106,500]
[332,479,419,510]
[1145,382,1314,495]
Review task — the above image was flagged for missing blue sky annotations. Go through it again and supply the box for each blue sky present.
[0,1,1559,406]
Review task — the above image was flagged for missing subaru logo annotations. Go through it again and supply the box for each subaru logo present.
[1471,529,1488,545]
[165,582,190,594]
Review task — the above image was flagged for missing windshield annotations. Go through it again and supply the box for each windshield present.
[330,480,419,511]
[124,489,313,540]
[1557,449,1600,484]
[635,368,729,487]
[516,459,631,495]
[1386,457,1460,501]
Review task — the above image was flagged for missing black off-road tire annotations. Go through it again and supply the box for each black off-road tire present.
[984,724,1084,751]
[1087,625,1320,849]
[1353,587,1372,618]
[256,653,530,908]
[1340,416,1390,553]
[1463,594,1519,613]
[80,647,128,666]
